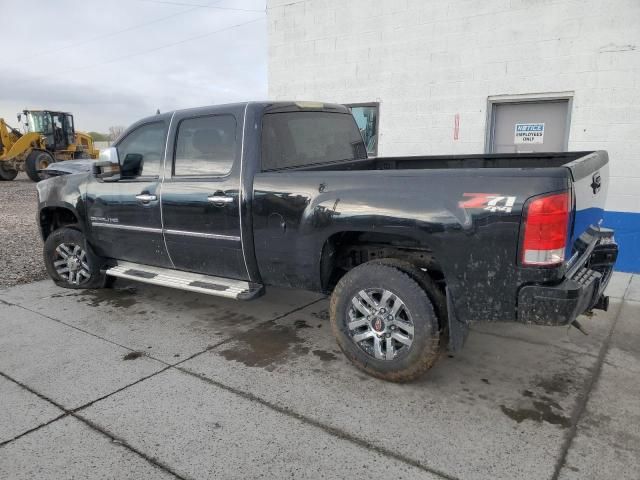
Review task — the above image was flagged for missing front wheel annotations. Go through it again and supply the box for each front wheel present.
[25,150,54,182]
[0,162,18,181]
[43,227,107,289]
[330,262,442,382]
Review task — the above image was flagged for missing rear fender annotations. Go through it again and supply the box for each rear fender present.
[318,228,443,289]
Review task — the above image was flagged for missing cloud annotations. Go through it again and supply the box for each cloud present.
[0,0,267,132]
[0,73,149,107]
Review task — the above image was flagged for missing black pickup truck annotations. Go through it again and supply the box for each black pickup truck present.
[36,102,618,382]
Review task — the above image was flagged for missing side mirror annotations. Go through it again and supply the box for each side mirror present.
[17,113,21,123]
[93,147,120,179]
[121,153,144,178]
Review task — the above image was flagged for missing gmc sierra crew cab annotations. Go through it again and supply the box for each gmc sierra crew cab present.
[36,101,618,382]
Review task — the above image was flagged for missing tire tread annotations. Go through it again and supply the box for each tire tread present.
[330,261,441,383]
[43,227,106,289]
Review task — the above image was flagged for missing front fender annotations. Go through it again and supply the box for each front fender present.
[36,174,88,238]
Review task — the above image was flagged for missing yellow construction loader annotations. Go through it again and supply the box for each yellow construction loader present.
[0,110,99,182]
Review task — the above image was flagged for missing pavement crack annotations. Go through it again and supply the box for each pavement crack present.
[0,412,68,448]
[173,366,459,480]
[622,274,634,300]
[70,413,191,480]
[13,303,148,354]
[0,370,68,411]
[11,296,326,369]
[0,296,327,474]
[550,299,625,480]
[71,365,173,415]
[0,371,69,448]
[0,369,185,479]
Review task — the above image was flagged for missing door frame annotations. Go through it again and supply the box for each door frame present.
[484,91,574,153]
[158,105,251,280]
[86,118,172,267]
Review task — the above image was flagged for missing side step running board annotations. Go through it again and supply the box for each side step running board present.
[105,261,264,300]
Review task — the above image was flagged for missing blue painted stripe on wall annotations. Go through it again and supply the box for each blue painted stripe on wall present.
[603,211,640,273]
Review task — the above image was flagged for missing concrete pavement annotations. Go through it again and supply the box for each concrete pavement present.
[0,273,638,479]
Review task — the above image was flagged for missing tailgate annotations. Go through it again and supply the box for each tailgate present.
[518,151,617,324]
[565,151,609,247]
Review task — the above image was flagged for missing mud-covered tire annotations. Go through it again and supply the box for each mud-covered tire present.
[25,150,54,182]
[0,163,18,181]
[330,262,441,382]
[370,258,447,330]
[43,227,107,289]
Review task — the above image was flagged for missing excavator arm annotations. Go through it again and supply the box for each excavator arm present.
[0,119,23,157]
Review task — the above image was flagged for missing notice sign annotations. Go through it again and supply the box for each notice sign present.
[514,123,544,144]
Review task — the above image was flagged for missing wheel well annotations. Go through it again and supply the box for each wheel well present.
[320,231,445,293]
[28,149,53,159]
[39,207,79,239]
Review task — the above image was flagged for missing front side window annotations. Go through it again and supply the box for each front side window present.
[261,112,366,171]
[174,115,237,176]
[347,103,379,156]
[26,112,52,135]
[116,122,167,177]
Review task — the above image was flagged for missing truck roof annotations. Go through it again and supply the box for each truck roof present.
[130,101,350,130]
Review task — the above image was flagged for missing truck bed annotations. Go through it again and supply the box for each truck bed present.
[293,151,604,178]
[253,147,609,323]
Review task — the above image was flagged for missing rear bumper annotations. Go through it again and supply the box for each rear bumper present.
[517,227,618,325]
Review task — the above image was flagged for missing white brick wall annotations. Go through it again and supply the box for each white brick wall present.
[267,0,640,213]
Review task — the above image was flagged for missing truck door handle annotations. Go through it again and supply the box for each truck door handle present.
[135,193,157,203]
[207,193,234,206]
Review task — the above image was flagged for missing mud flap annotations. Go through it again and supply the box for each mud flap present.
[446,286,469,352]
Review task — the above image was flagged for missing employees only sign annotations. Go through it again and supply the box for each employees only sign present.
[514,123,544,144]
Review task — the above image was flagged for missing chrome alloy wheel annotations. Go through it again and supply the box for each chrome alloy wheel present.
[346,288,414,360]
[53,243,91,285]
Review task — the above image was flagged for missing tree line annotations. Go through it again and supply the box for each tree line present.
[88,126,126,142]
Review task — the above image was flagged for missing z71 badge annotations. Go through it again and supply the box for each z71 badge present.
[459,193,517,213]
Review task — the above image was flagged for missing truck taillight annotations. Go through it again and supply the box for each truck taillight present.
[521,191,570,266]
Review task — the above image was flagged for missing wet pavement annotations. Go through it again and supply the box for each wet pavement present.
[0,273,638,479]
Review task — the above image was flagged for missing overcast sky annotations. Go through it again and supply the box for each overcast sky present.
[0,0,267,132]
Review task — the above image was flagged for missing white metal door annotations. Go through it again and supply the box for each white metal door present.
[489,100,570,153]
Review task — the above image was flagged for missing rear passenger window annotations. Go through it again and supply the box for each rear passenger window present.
[261,112,367,171]
[174,115,236,176]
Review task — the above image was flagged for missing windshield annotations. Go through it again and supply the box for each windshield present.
[26,111,53,134]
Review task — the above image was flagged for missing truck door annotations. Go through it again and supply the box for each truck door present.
[86,120,172,267]
[160,109,248,280]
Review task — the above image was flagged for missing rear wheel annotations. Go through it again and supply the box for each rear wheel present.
[25,150,54,182]
[330,262,442,382]
[0,163,18,181]
[370,258,447,326]
[43,227,107,289]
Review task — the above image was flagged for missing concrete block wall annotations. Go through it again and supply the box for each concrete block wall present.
[268,0,640,271]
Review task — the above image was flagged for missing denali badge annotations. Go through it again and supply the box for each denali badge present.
[591,172,601,194]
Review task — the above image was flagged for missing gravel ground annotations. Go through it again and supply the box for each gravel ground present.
[0,173,47,288]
